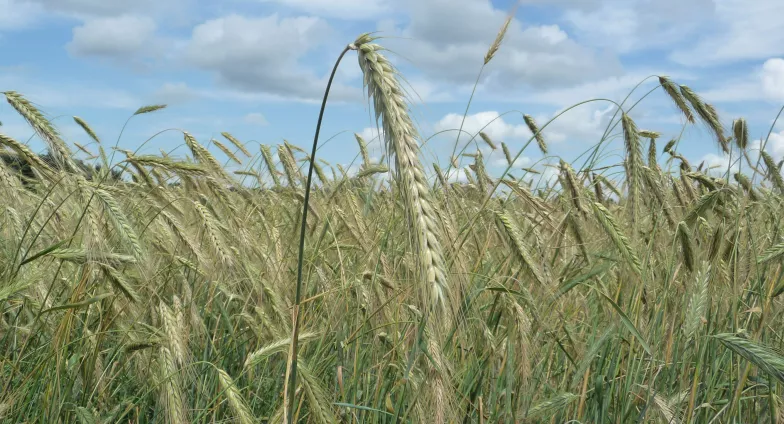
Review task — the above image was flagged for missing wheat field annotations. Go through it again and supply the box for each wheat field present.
[1,31,783,424]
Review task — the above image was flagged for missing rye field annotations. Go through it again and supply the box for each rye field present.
[1,31,784,424]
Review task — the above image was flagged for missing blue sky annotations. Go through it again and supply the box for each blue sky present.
[1,0,784,184]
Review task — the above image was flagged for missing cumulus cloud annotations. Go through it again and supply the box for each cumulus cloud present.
[357,127,385,158]
[257,0,391,20]
[153,82,199,104]
[563,0,712,54]
[440,104,614,146]
[0,73,141,110]
[491,155,530,168]
[184,13,356,102]
[693,58,784,104]
[700,80,764,104]
[381,0,623,92]
[243,112,269,126]
[698,152,743,175]
[563,0,784,66]
[30,0,147,16]
[763,130,784,160]
[28,0,191,19]
[521,72,669,106]
[0,0,43,30]
[66,15,161,62]
[700,132,784,178]
[762,58,784,102]
[358,127,383,143]
[539,103,616,145]
[434,111,532,143]
[447,168,471,183]
[562,5,639,53]
[670,0,784,66]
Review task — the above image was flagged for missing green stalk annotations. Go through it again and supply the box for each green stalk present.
[285,44,351,424]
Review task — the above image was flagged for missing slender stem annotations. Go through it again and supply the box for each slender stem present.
[285,44,351,424]
[443,65,485,178]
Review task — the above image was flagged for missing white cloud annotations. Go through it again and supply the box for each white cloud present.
[0,0,43,30]
[380,0,622,91]
[699,152,742,175]
[518,0,603,8]
[563,4,639,53]
[562,0,784,70]
[357,127,385,158]
[492,155,530,168]
[0,120,42,145]
[434,111,532,144]
[701,79,765,103]
[243,112,269,126]
[403,77,457,104]
[563,0,712,54]
[152,80,338,107]
[0,74,141,110]
[258,0,391,20]
[358,127,383,142]
[526,73,664,106]
[28,0,193,20]
[539,103,616,145]
[443,167,469,183]
[431,105,616,164]
[670,0,784,66]
[30,0,153,16]
[694,58,784,104]
[184,13,356,102]
[540,165,561,186]
[153,82,198,104]
[66,15,160,62]
[337,163,363,178]
[762,58,784,102]
[762,131,784,160]
[700,132,784,177]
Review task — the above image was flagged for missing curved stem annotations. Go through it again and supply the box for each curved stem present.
[285,44,351,424]
[443,65,486,177]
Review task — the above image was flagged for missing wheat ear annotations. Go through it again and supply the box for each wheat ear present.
[496,211,546,286]
[501,142,514,166]
[679,85,729,153]
[523,114,548,154]
[658,76,695,123]
[684,267,709,339]
[484,8,515,65]
[354,132,371,168]
[4,91,77,172]
[732,118,749,150]
[760,150,784,193]
[622,113,644,226]
[221,132,252,157]
[677,221,696,273]
[591,201,642,276]
[216,368,256,424]
[478,132,497,150]
[260,144,281,187]
[352,34,448,311]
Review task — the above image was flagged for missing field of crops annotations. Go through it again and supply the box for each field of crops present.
[1,31,784,423]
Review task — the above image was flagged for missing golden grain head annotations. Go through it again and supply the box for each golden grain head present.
[2,26,783,424]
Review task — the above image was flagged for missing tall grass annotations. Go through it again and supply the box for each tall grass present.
[0,28,784,424]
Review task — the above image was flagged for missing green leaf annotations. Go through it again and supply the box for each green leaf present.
[598,291,652,356]
[20,239,70,266]
[714,333,784,383]
[40,293,114,314]
[554,261,614,300]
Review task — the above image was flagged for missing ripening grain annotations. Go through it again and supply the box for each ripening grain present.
[0,28,783,424]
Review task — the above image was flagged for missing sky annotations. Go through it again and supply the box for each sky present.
[2,0,784,184]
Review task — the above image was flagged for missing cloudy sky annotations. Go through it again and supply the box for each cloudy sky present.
[1,0,784,181]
